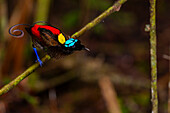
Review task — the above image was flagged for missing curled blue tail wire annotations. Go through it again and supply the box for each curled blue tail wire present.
[9,24,30,38]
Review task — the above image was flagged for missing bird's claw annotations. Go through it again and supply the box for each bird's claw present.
[36,59,43,67]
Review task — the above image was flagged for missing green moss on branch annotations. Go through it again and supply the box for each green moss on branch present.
[149,0,158,112]
[0,55,51,96]
[71,0,127,38]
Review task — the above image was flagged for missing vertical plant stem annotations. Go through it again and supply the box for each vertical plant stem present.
[149,0,158,112]
[34,0,51,21]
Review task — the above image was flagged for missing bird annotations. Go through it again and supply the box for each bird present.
[9,21,89,66]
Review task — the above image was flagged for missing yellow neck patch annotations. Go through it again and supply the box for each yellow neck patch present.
[58,33,66,44]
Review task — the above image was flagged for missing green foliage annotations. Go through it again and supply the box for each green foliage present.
[24,42,33,61]
[28,72,40,88]
[111,12,136,27]
[88,0,111,11]
[2,77,11,84]
[132,93,150,106]
[20,92,38,105]
[62,10,80,30]
[119,98,129,113]
[93,24,105,35]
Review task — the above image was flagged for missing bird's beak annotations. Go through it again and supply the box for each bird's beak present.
[84,47,90,51]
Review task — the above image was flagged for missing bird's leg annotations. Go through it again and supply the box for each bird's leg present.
[32,44,43,66]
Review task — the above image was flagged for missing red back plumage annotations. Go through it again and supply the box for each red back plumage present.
[31,24,61,40]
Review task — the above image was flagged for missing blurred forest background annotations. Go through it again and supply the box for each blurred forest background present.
[0,0,169,113]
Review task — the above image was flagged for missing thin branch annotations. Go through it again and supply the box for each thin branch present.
[71,0,126,38]
[0,55,50,96]
[0,0,127,96]
[149,0,158,112]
